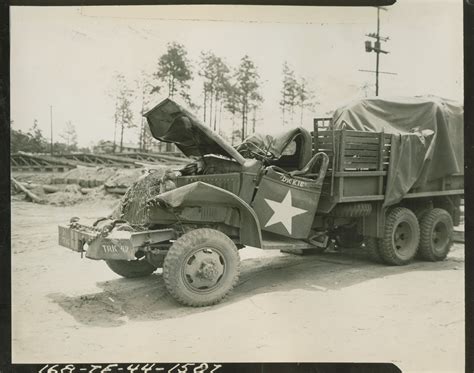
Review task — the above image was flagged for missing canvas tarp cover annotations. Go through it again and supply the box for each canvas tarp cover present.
[330,97,463,206]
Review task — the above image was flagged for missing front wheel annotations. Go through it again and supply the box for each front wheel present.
[105,259,157,278]
[163,228,240,307]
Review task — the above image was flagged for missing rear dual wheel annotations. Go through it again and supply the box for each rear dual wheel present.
[418,208,453,261]
[368,207,453,266]
[379,207,420,266]
[364,237,383,263]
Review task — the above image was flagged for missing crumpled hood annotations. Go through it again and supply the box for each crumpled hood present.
[144,98,246,165]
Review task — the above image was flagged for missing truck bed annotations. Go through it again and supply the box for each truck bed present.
[312,127,464,213]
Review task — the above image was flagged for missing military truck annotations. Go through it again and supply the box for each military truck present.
[58,97,464,307]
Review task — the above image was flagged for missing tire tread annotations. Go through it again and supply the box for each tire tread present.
[379,207,420,266]
[365,237,383,263]
[418,208,453,261]
[163,228,240,307]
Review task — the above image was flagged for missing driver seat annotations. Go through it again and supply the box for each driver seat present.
[294,127,313,170]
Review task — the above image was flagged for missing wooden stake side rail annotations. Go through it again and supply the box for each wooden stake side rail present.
[312,122,464,207]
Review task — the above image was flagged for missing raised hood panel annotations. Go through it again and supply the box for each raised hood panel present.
[144,98,246,165]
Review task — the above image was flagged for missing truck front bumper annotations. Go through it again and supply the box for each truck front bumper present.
[58,222,176,261]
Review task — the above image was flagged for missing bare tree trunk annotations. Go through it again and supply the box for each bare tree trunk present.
[241,101,246,142]
[120,122,125,153]
[140,94,146,151]
[252,106,257,134]
[213,92,218,131]
[142,120,147,152]
[203,89,207,122]
[169,77,175,98]
[209,89,214,128]
[231,113,236,145]
[113,112,117,153]
[218,100,223,134]
[300,104,304,126]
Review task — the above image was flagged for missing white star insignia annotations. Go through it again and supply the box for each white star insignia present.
[264,190,308,235]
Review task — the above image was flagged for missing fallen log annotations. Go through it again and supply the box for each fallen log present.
[23,182,60,194]
[11,177,45,203]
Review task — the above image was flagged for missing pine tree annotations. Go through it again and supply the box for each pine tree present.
[109,73,135,153]
[154,42,193,105]
[199,51,230,130]
[59,121,78,150]
[280,62,298,126]
[235,55,262,141]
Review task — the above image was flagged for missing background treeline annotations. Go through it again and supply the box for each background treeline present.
[12,41,318,154]
[10,119,89,154]
[108,42,318,152]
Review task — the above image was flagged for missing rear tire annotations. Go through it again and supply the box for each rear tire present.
[379,207,420,266]
[106,259,157,278]
[364,237,383,263]
[418,208,453,261]
[163,228,240,307]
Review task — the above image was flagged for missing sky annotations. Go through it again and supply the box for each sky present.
[10,1,463,148]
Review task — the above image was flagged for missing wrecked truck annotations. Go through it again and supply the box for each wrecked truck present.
[58,97,464,307]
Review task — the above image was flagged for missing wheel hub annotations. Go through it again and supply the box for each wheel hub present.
[394,222,413,255]
[183,248,225,291]
[197,259,220,281]
[432,222,448,250]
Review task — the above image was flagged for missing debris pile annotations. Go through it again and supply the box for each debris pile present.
[52,167,117,187]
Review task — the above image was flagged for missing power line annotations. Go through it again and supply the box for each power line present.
[358,69,397,76]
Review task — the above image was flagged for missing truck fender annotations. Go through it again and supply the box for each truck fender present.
[154,181,263,248]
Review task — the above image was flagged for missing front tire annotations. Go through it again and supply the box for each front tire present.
[106,259,157,278]
[418,208,453,261]
[163,228,240,307]
[379,207,420,265]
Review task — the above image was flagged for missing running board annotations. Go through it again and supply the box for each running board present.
[261,232,316,252]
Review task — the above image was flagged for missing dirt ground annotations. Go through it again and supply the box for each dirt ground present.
[11,200,464,372]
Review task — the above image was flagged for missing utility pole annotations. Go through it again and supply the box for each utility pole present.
[50,105,53,155]
[375,7,380,95]
[360,6,396,96]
